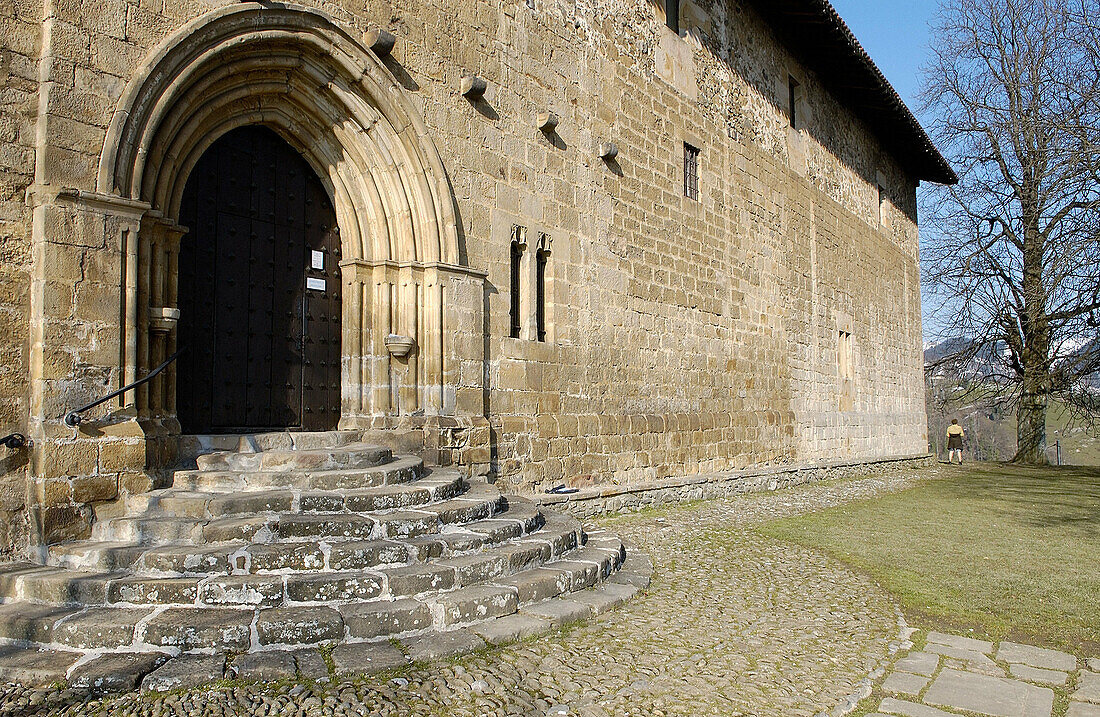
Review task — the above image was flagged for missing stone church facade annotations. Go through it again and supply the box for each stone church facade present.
[0,0,953,557]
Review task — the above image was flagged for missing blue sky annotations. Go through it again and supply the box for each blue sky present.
[829,0,939,116]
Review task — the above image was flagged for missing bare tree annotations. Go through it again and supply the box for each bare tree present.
[922,0,1100,464]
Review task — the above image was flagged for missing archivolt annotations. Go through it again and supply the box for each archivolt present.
[97,3,460,266]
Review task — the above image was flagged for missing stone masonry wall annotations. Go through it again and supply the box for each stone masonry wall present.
[0,0,931,552]
[0,0,41,558]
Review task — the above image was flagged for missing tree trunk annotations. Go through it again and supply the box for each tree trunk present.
[1013,383,1049,464]
[1013,191,1049,465]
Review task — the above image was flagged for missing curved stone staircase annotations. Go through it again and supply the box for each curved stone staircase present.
[0,432,646,692]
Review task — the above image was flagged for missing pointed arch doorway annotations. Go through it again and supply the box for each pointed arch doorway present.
[176,125,342,433]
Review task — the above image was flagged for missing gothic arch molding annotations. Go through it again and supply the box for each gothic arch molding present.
[97,3,459,266]
[95,4,483,424]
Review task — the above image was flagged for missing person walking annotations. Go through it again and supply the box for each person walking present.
[946,419,965,464]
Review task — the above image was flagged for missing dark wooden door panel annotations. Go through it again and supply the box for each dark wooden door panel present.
[177,125,341,434]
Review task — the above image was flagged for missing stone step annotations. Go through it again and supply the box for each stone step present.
[47,541,149,572]
[85,489,507,548]
[195,443,392,472]
[49,517,586,608]
[126,473,464,520]
[48,494,537,575]
[0,525,624,652]
[0,553,627,654]
[91,517,202,544]
[0,565,112,605]
[178,430,364,464]
[170,455,425,492]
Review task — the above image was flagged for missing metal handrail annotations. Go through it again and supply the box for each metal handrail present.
[63,347,185,427]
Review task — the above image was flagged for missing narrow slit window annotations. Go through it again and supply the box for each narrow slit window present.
[878,184,888,227]
[839,330,853,381]
[788,75,800,128]
[683,142,699,201]
[665,0,679,34]
[838,329,854,411]
[536,243,549,342]
[509,227,524,338]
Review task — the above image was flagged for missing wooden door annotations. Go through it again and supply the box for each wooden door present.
[177,125,342,434]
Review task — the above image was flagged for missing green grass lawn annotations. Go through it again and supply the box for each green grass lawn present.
[758,464,1100,655]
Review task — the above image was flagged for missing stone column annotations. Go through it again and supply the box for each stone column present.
[25,187,154,550]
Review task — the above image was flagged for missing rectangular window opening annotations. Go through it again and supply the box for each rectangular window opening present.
[665,0,680,34]
[788,75,800,128]
[683,142,700,201]
[509,228,524,339]
[878,184,888,227]
[536,248,548,342]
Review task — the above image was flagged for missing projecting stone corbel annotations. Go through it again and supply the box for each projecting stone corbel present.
[364,28,396,56]
[537,111,559,132]
[598,141,618,159]
[385,334,416,358]
[460,75,487,99]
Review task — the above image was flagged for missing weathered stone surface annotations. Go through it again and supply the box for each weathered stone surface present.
[278,514,373,540]
[340,599,432,639]
[246,543,325,573]
[293,649,330,680]
[882,671,931,697]
[138,545,230,574]
[923,642,999,669]
[1068,702,1100,717]
[107,576,198,605]
[285,572,382,602]
[402,629,485,662]
[208,491,294,516]
[0,647,78,686]
[0,602,78,643]
[878,697,958,717]
[0,470,939,713]
[230,651,298,682]
[439,553,507,586]
[1074,672,1100,703]
[894,651,940,677]
[198,575,284,607]
[925,632,993,654]
[470,613,551,645]
[143,608,253,651]
[69,651,169,692]
[52,607,151,649]
[431,584,518,626]
[568,583,637,615]
[520,599,592,628]
[1008,663,1068,686]
[495,568,570,604]
[607,570,651,590]
[141,654,227,692]
[997,641,1076,671]
[255,606,344,646]
[381,564,455,597]
[327,540,408,571]
[330,642,409,677]
[924,668,1054,717]
[541,560,600,592]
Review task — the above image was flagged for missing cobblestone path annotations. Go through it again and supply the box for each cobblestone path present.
[0,467,935,717]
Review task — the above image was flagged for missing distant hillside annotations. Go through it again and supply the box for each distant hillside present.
[924,340,1100,464]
